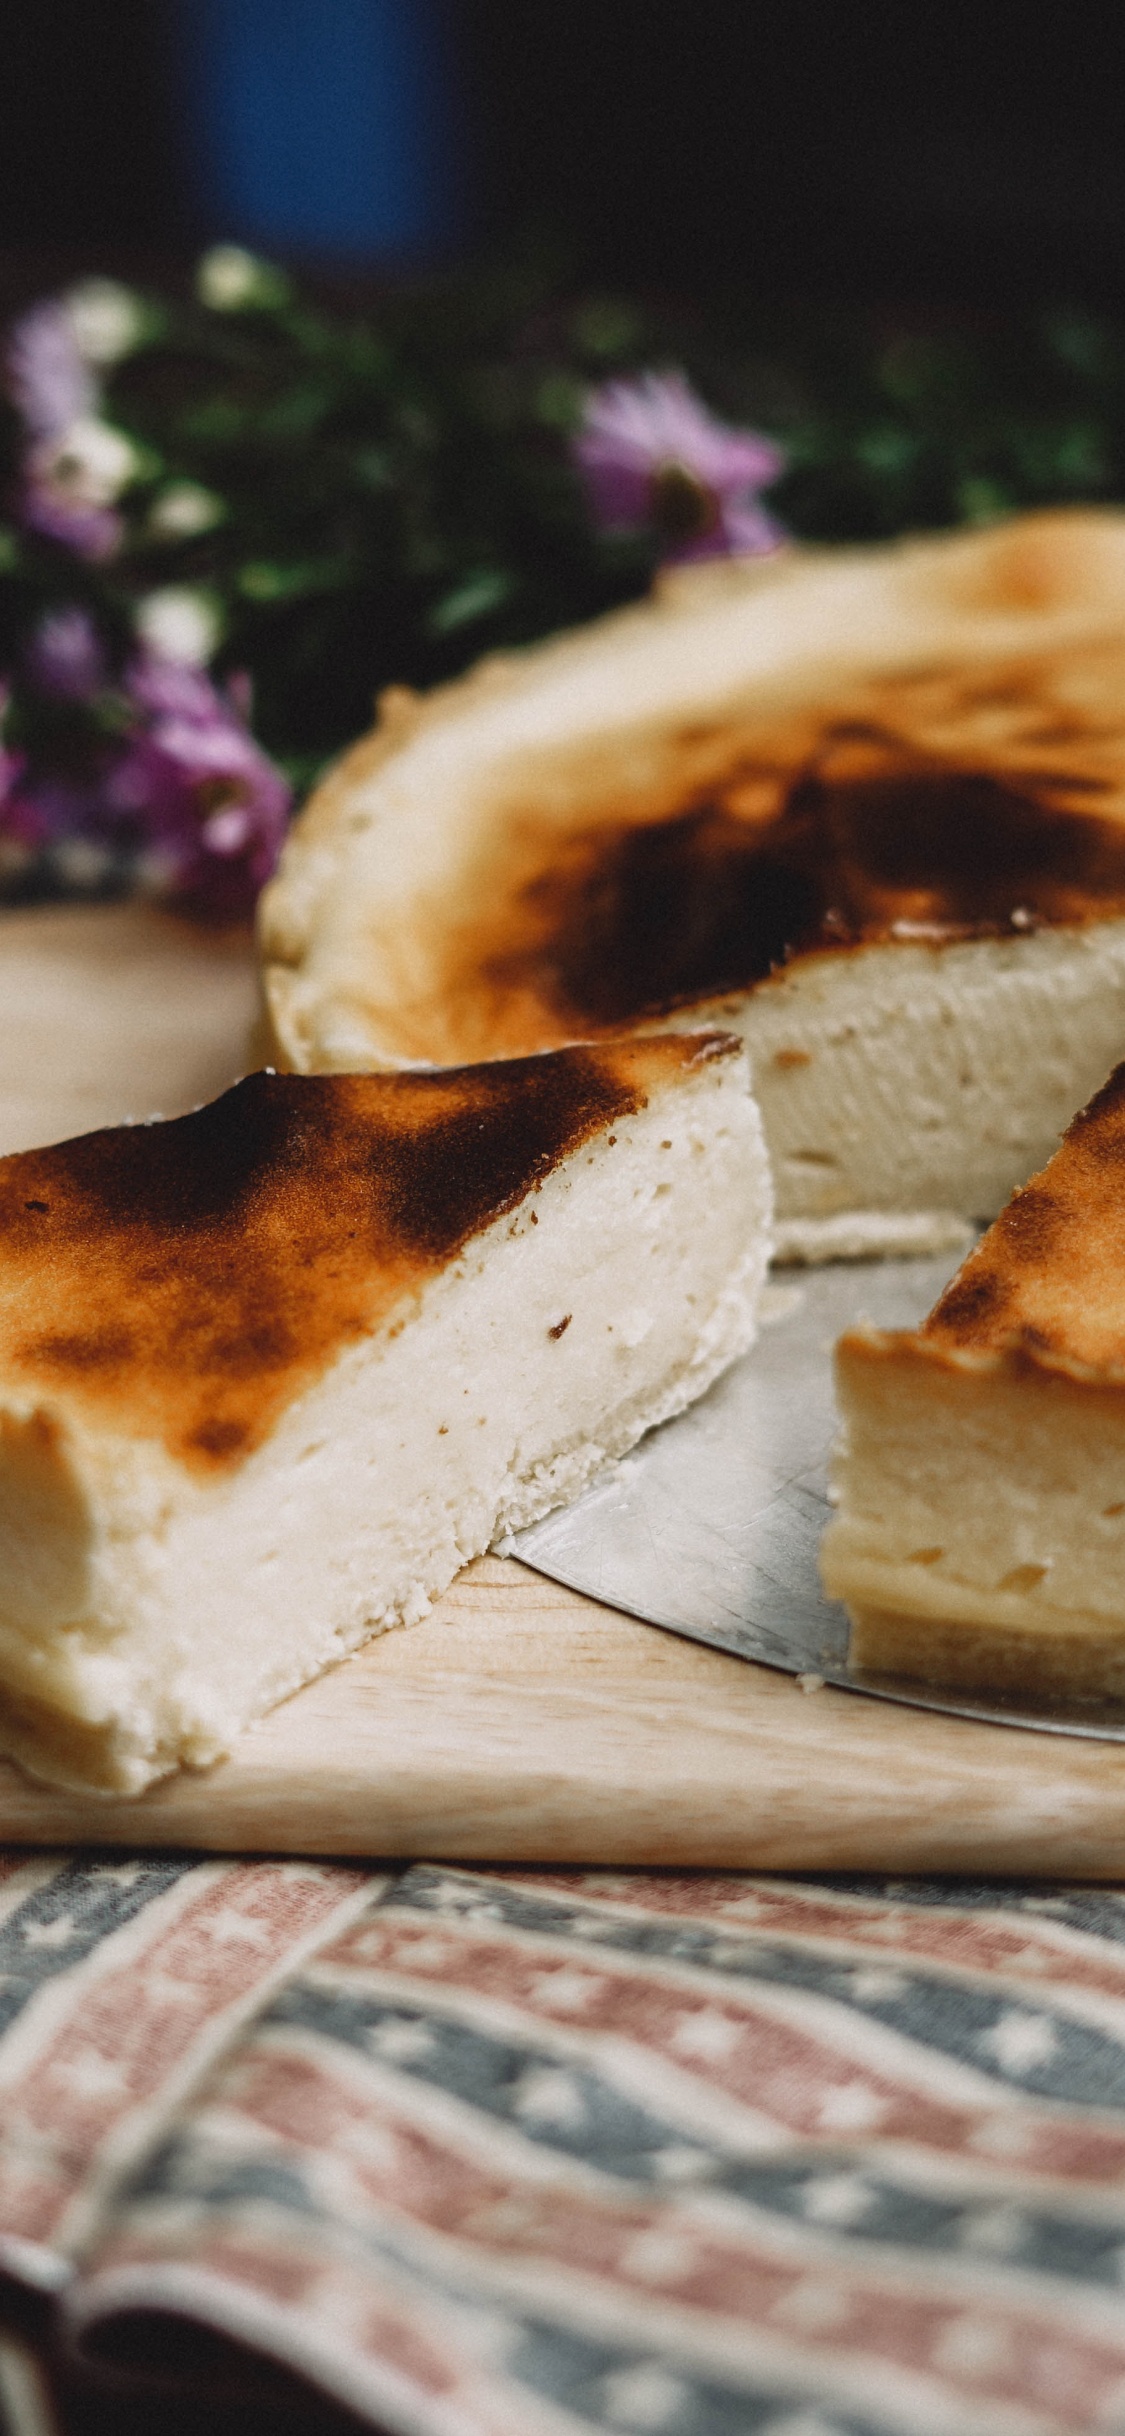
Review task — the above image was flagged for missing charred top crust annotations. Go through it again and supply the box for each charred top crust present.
[522,761,1125,1029]
[441,647,1125,1054]
[915,1055,1125,1376]
[0,1038,714,1471]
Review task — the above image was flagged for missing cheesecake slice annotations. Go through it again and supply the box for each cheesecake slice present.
[0,1035,770,1794]
[260,508,1125,1260]
[821,1061,1125,1702]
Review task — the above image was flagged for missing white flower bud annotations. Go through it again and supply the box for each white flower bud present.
[49,837,113,890]
[135,587,222,666]
[148,482,223,540]
[196,245,285,312]
[133,845,182,899]
[63,278,145,365]
[37,417,140,506]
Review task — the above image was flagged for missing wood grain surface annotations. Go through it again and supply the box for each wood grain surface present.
[0,901,1124,1874]
[0,900,257,1155]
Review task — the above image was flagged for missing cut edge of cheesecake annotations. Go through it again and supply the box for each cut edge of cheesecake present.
[821,1057,1125,1703]
[772,1209,975,1266]
[0,1031,772,1796]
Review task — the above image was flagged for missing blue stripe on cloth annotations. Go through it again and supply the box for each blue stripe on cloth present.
[508,2319,890,2436]
[256,1979,1125,2291]
[0,1855,201,2035]
[826,1878,1125,1937]
[55,1866,1125,2435]
[263,1976,687,2174]
[385,1869,1125,2105]
[109,2129,897,2436]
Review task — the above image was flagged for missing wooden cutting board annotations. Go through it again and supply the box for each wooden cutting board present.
[2,900,1125,1876]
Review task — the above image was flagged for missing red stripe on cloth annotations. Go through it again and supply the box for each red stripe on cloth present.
[0,1855,48,1889]
[135,2041,1125,2428]
[314,1912,1067,2159]
[0,1862,372,2252]
[76,2229,561,2436]
[0,1855,70,1936]
[513,1874,1125,2008]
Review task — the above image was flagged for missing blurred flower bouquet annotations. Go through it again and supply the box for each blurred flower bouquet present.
[0,271,298,916]
[2,244,1124,917]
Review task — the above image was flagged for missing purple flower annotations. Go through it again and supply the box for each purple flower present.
[0,741,105,884]
[0,671,115,872]
[0,697,34,873]
[107,652,291,917]
[8,303,137,561]
[24,606,106,702]
[6,302,94,440]
[2,771,109,859]
[572,371,786,563]
[0,650,289,913]
[19,473,123,563]
[18,419,137,564]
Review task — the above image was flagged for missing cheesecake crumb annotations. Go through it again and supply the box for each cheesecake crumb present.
[758,1282,804,1328]
[548,1313,573,1339]
[999,1561,1048,1592]
[796,1671,825,1694]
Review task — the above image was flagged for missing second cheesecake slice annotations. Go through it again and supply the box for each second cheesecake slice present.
[822,1061,1125,1704]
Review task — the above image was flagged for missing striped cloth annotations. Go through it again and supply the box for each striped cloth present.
[3,1857,1125,2433]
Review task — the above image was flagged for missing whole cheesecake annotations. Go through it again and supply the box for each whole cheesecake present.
[259,508,1125,1260]
[0,1037,770,1794]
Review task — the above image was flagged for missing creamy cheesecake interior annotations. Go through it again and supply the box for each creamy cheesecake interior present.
[260,510,1125,1253]
[822,1061,1125,1701]
[0,1036,771,1795]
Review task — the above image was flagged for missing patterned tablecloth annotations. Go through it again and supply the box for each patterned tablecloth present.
[1,1854,1125,2435]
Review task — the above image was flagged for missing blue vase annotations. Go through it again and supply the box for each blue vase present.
[173,0,465,262]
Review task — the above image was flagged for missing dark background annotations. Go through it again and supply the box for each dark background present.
[1,0,1123,304]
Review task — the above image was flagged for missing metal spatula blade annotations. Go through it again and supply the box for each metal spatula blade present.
[512,1253,1125,1742]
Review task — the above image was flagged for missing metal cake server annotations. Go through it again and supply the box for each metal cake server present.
[513,1252,1125,1741]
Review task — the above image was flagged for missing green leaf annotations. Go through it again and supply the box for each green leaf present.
[536,373,584,430]
[426,568,515,636]
[853,425,918,477]
[237,558,351,603]
[570,297,644,360]
[955,476,1013,525]
[351,446,394,492]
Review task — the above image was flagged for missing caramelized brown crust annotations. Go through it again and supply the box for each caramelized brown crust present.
[909,1058,1125,1377]
[0,1036,725,1471]
[467,644,1125,1043]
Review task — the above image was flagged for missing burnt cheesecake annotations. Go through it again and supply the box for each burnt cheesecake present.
[821,1061,1125,1702]
[0,1037,770,1794]
[259,508,1125,1260]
